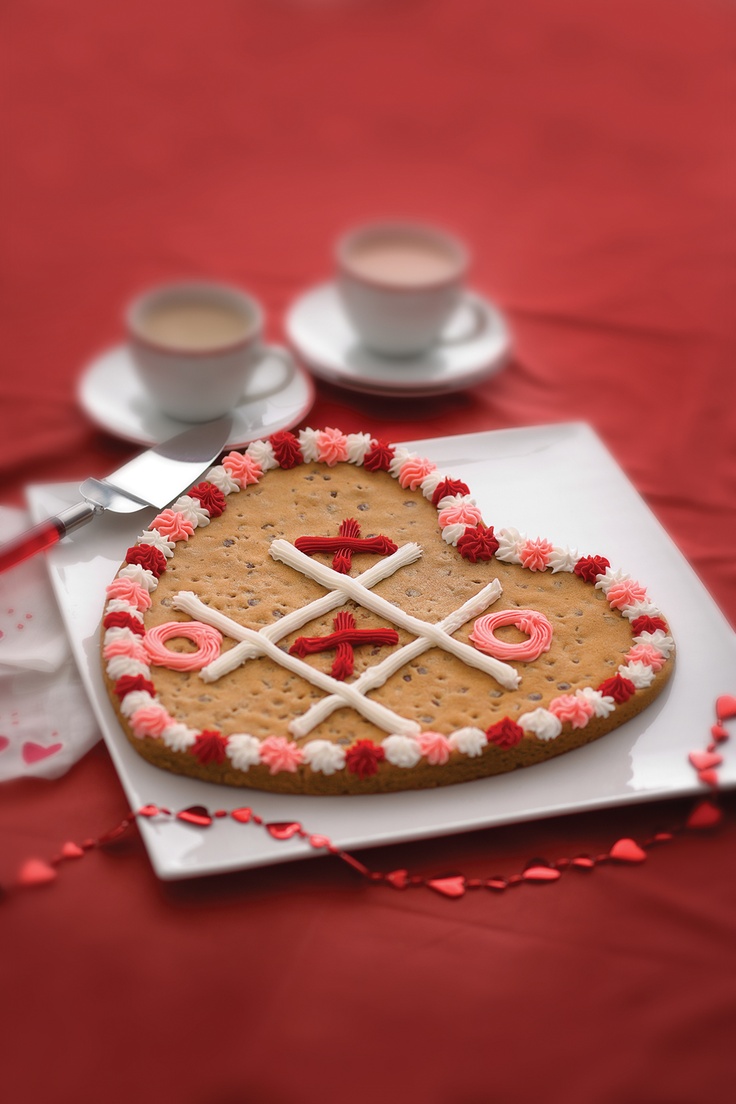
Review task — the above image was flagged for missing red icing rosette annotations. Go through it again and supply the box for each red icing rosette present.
[125,544,167,578]
[598,674,636,703]
[456,524,500,562]
[113,674,156,699]
[188,481,227,518]
[574,555,610,583]
[631,614,668,636]
[363,440,395,472]
[269,431,303,468]
[192,730,229,765]
[345,739,385,778]
[486,717,524,748]
[431,477,471,506]
[103,611,146,636]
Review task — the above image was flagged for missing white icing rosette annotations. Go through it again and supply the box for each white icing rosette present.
[117,563,158,592]
[161,723,198,753]
[635,629,675,657]
[448,727,488,757]
[301,739,347,774]
[382,734,423,768]
[518,707,563,741]
[345,433,373,464]
[298,427,320,462]
[548,545,578,573]
[170,494,211,528]
[495,527,524,564]
[246,438,278,471]
[226,733,262,771]
[105,655,151,681]
[204,465,240,494]
[118,690,156,718]
[619,661,656,688]
[576,686,616,718]
[137,529,176,558]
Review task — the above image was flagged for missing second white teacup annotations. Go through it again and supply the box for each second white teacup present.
[336,222,476,358]
[127,281,294,422]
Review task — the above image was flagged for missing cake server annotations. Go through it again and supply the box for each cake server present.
[0,415,232,573]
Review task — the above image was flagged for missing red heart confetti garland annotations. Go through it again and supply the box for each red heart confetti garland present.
[1,695,731,901]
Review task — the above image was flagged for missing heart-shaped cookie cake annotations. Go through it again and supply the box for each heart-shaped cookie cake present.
[101,428,675,794]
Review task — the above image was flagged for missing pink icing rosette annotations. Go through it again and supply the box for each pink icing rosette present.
[606,578,648,610]
[103,636,150,664]
[624,642,667,671]
[106,577,152,612]
[548,694,595,729]
[149,509,196,542]
[222,450,263,487]
[259,735,304,774]
[397,456,436,490]
[437,501,484,529]
[130,704,176,738]
[519,537,554,572]
[316,427,349,466]
[416,730,452,765]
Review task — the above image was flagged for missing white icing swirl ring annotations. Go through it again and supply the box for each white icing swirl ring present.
[469,609,553,662]
[144,621,223,671]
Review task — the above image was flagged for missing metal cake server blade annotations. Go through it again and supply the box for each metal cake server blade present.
[0,416,232,573]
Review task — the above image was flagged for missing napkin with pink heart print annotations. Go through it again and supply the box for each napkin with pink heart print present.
[0,506,99,781]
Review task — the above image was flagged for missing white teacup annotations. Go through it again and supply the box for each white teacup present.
[127,281,294,422]
[336,222,481,358]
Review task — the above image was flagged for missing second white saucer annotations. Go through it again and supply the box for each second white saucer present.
[78,344,315,448]
[285,282,511,397]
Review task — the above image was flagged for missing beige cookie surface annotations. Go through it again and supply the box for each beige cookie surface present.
[102,446,674,794]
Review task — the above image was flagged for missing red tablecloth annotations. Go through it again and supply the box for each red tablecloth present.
[2,2,735,1101]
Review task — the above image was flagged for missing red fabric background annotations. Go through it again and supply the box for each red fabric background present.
[1,2,735,1101]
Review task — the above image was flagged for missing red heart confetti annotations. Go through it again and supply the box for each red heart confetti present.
[571,856,596,869]
[686,799,723,830]
[689,750,723,772]
[61,842,84,859]
[266,821,303,841]
[609,838,647,863]
[308,834,332,850]
[231,807,252,823]
[18,859,57,886]
[711,724,729,742]
[522,865,562,882]
[698,768,719,788]
[427,875,466,898]
[22,741,62,764]
[385,869,409,889]
[716,694,736,720]
[176,806,213,827]
[138,804,167,818]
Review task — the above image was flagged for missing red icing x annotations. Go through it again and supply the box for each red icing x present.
[294,518,397,574]
[289,610,398,680]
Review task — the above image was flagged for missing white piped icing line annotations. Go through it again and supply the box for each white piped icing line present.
[102,428,674,781]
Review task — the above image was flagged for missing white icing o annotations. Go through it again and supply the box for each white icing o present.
[301,740,346,775]
[345,433,373,464]
[226,733,262,770]
[171,494,210,528]
[161,723,198,752]
[246,439,278,470]
[205,465,240,494]
[448,727,488,757]
[518,708,562,741]
[382,734,422,768]
[137,530,176,558]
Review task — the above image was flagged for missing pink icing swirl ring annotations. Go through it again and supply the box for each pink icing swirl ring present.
[469,608,553,662]
[144,621,223,671]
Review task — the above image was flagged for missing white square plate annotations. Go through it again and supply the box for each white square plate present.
[28,423,736,880]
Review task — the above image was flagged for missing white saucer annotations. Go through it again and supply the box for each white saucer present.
[285,282,511,397]
[78,344,316,448]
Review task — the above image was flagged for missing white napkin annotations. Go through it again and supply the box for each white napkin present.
[0,507,100,780]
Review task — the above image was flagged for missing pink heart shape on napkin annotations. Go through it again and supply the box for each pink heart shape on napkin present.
[22,741,62,764]
[0,735,9,753]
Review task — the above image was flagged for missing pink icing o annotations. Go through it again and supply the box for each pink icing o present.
[469,609,554,662]
[143,621,223,671]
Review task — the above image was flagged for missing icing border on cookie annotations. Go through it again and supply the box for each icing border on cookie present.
[103,428,675,780]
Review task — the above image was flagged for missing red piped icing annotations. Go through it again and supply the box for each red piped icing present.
[289,609,399,681]
[270,431,303,468]
[294,520,398,573]
[574,555,610,582]
[345,740,385,778]
[456,525,500,562]
[631,614,668,636]
[192,730,229,765]
[188,481,227,517]
[103,611,145,636]
[598,674,636,703]
[363,440,395,472]
[431,478,471,506]
[113,674,155,699]
[486,717,524,748]
[125,544,167,578]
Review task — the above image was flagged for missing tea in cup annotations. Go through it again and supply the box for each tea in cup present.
[127,281,294,422]
[336,222,480,357]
